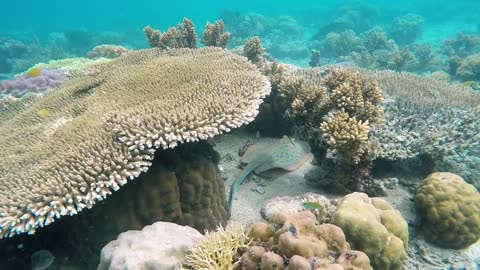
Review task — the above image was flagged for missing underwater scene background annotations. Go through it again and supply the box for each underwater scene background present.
[0,0,480,270]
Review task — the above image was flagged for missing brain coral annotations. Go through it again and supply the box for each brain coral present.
[415,172,480,249]
[0,47,270,238]
[332,192,408,270]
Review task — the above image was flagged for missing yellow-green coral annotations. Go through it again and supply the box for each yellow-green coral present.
[320,110,370,164]
[332,192,408,270]
[181,223,252,270]
[415,172,480,249]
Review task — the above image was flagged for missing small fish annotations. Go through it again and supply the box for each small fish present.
[302,201,322,210]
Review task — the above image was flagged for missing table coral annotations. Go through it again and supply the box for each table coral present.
[415,172,480,249]
[0,47,270,238]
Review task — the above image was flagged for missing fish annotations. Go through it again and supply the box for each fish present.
[228,136,314,209]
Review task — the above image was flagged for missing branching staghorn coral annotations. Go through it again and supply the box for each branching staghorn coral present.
[144,18,197,49]
[180,223,252,270]
[201,20,230,48]
[0,47,270,238]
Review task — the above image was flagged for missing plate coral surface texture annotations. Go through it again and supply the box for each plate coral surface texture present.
[0,47,270,238]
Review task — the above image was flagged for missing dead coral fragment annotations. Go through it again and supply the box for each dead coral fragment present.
[202,20,230,48]
[144,18,197,49]
[321,110,370,164]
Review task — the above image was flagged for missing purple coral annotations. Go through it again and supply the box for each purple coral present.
[0,69,66,97]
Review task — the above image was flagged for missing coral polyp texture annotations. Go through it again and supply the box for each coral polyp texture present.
[332,192,408,270]
[415,172,480,249]
[0,47,270,238]
[0,69,66,97]
[246,211,373,270]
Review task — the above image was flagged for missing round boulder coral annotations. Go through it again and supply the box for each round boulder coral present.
[415,172,480,249]
[332,192,408,270]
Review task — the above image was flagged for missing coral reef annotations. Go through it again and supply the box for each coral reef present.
[246,211,373,270]
[0,47,270,238]
[279,67,384,194]
[201,20,230,48]
[415,172,480,249]
[144,18,197,49]
[86,44,131,59]
[332,192,408,270]
[0,69,66,97]
[98,222,203,270]
[362,69,480,185]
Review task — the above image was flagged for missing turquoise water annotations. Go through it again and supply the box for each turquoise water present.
[1,0,478,40]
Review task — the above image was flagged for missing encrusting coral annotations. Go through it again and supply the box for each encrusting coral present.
[332,192,408,270]
[0,47,270,238]
[144,18,197,49]
[415,172,480,249]
[201,20,231,49]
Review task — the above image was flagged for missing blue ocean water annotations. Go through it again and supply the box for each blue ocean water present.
[1,0,478,41]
